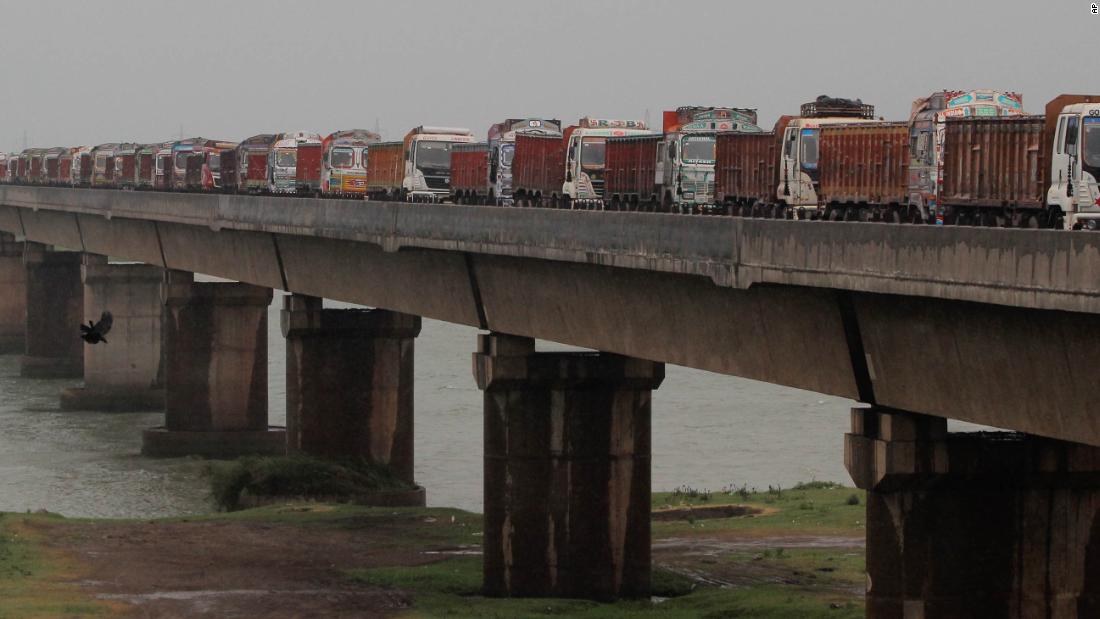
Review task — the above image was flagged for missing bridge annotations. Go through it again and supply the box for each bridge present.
[1,185,1098,616]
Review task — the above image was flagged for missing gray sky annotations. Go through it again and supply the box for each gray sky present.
[0,0,1093,151]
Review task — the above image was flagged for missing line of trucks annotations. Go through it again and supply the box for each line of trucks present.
[2,91,1099,229]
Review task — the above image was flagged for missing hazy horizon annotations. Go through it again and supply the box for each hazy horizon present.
[0,0,1090,151]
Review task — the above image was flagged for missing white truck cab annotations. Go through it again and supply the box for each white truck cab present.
[777,99,878,214]
[269,132,320,194]
[564,118,650,206]
[1049,101,1100,229]
[403,126,474,202]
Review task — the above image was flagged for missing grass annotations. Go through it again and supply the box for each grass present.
[652,482,866,537]
[347,557,863,618]
[206,455,416,511]
[0,513,118,618]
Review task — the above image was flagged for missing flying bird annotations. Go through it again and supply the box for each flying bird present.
[80,311,113,345]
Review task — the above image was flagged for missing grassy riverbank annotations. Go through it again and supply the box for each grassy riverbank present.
[0,483,865,618]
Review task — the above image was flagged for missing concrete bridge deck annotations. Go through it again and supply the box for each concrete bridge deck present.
[1,185,1098,446]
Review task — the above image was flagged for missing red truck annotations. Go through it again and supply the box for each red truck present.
[511,133,565,207]
[715,118,789,216]
[364,142,405,200]
[816,122,909,221]
[235,134,278,194]
[603,135,663,210]
[295,141,323,196]
[450,143,490,204]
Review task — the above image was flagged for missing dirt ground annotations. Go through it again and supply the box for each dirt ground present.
[7,497,866,618]
[25,511,444,618]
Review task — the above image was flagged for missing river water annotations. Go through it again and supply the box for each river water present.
[0,296,863,518]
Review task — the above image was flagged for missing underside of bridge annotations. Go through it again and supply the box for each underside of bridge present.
[2,188,1099,614]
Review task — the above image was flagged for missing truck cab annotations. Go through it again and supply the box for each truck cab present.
[658,107,761,212]
[402,126,474,202]
[908,90,1025,223]
[269,132,321,194]
[1048,99,1100,230]
[563,118,650,207]
[320,130,379,198]
[487,118,561,205]
[777,98,877,214]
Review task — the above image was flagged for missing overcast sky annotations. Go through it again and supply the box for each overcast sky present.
[0,0,1092,151]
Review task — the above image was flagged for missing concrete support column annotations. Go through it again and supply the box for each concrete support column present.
[282,295,421,484]
[21,246,97,378]
[60,262,165,411]
[473,333,664,601]
[846,406,1100,618]
[142,271,285,457]
[0,232,26,353]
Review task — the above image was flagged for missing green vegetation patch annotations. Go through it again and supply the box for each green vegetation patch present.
[207,455,416,511]
[347,556,862,618]
[652,482,866,537]
[0,513,114,617]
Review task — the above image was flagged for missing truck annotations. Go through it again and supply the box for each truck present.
[170,138,239,191]
[235,134,278,194]
[268,132,321,194]
[512,117,651,208]
[113,143,139,189]
[908,90,1026,222]
[714,96,880,219]
[133,144,160,190]
[319,129,379,198]
[450,119,563,205]
[44,147,67,185]
[934,94,1100,229]
[605,107,761,213]
[70,146,93,187]
[90,144,119,188]
[365,126,474,202]
[295,138,323,196]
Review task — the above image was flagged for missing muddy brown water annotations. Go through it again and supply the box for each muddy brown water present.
[0,292,985,518]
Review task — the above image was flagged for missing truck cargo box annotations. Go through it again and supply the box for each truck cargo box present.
[940,115,1045,209]
[604,134,661,205]
[450,143,489,198]
[512,133,564,202]
[219,150,237,191]
[365,141,404,196]
[295,142,322,194]
[715,131,779,206]
[818,122,909,206]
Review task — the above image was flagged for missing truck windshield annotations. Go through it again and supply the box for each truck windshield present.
[681,135,716,163]
[800,129,820,170]
[174,152,190,171]
[415,141,452,173]
[1085,121,1100,168]
[275,149,296,168]
[331,147,354,168]
[94,155,107,172]
[581,138,606,169]
[209,153,221,171]
[501,143,515,168]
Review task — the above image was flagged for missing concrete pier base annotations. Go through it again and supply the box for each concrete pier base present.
[473,333,664,601]
[142,272,284,458]
[845,406,1100,618]
[21,246,95,378]
[0,233,26,354]
[60,262,165,411]
[282,295,421,485]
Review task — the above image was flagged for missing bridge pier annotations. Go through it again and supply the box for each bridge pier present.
[473,333,663,601]
[0,233,26,354]
[60,262,165,411]
[846,406,1100,618]
[282,295,421,487]
[142,272,285,457]
[21,246,95,378]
